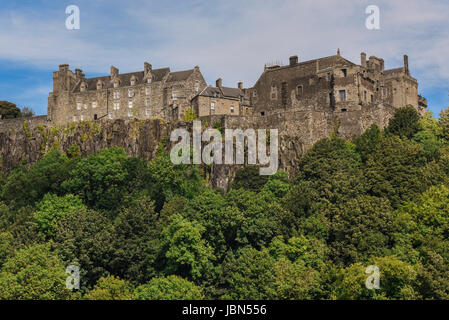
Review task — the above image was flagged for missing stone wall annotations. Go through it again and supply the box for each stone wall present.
[0,115,48,133]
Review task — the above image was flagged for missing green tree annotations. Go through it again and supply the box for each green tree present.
[20,107,35,118]
[354,124,382,162]
[230,165,269,192]
[84,276,134,300]
[386,105,420,139]
[34,193,86,239]
[438,106,449,141]
[0,101,21,119]
[111,196,160,284]
[134,275,204,300]
[159,214,216,282]
[0,244,73,299]
[53,209,114,289]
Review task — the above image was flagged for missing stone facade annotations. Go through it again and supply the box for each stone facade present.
[48,63,207,126]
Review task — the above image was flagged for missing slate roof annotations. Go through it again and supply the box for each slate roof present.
[74,67,171,91]
[166,69,195,82]
[197,85,243,100]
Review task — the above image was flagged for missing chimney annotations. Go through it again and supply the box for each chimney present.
[144,62,152,75]
[238,81,243,89]
[289,55,298,66]
[216,78,222,88]
[403,55,409,75]
[110,65,119,78]
[361,52,367,68]
[59,64,69,72]
[75,68,84,78]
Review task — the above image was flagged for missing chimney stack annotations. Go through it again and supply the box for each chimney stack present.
[238,81,243,89]
[144,62,152,75]
[216,78,222,88]
[403,55,409,75]
[289,55,298,66]
[110,66,119,78]
[361,52,367,68]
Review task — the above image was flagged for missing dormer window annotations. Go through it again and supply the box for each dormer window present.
[80,82,87,92]
[113,79,120,88]
[130,76,137,86]
[96,81,103,90]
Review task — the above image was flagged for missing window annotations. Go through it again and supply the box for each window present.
[230,106,235,113]
[130,79,136,86]
[364,90,367,101]
[108,112,113,119]
[341,108,347,112]
[80,115,84,121]
[128,110,133,117]
[339,90,346,102]
[146,87,151,95]
[113,102,120,110]
[76,102,82,110]
[195,80,200,92]
[146,109,151,116]
[382,88,386,97]
[114,91,120,99]
[327,73,331,81]
[97,83,102,90]
[271,86,277,100]
[94,114,98,120]
[92,101,97,108]
[172,91,178,100]
[253,90,257,97]
[342,69,347,77]
[114,81,119,88]
[261,111,265,116]
[80,84,86,92]
[73,116,77,122]
[371,94,374,103]
[128,88,134,98]
[147,78,152,84]
[128,101,133,108]
[210,101,215,112]
[296,85,303,96]
[84,104,87,110]
[145,98,150,107]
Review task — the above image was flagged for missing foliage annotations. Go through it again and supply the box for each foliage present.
[0,101,21,119]
[84,276,134,300]
[134,275,204,300]
[0,244,72,299]
[386,105,420,139]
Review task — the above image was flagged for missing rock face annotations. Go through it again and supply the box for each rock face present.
[0,107,395,190]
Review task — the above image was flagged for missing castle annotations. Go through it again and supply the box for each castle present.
[47,50,426,132]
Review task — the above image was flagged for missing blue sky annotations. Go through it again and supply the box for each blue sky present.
[0,0,448,116]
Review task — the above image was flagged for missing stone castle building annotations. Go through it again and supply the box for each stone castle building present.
[46,50,426,131]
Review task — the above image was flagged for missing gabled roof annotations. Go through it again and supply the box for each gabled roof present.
[383,67,404,76]
[166,69,195,82]
[197,85,243,100]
